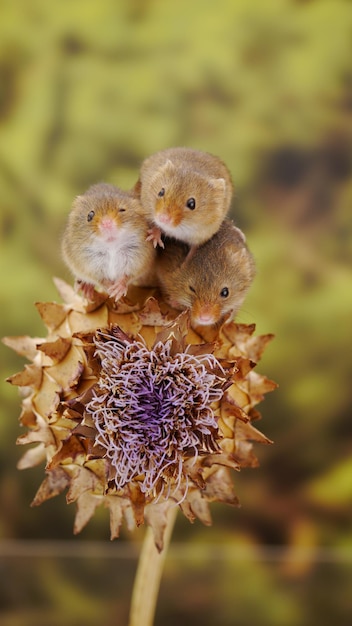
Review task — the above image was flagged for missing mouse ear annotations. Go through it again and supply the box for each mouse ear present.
[232,225,246,243]
[159,159,175,174]
[211,177,226,188]
[209,177,226,194]
[152,159,175,185]
[72,195,85,207]
[230,247,256,279]
[165,159,176,173]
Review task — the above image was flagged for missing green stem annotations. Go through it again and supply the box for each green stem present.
[128,506,178,626]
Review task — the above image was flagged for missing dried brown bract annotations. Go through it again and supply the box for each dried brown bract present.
[4,278,276,550]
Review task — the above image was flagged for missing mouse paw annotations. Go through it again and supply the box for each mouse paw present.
[106,278,128,302]
[75,280,97,301]
[146,226,164,249]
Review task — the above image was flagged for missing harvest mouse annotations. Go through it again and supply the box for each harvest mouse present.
[62,183,155,301]
[135,147,234,253]
[156,219,255,326]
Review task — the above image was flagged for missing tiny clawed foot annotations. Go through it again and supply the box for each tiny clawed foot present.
[107,280,128,302]
[146,226,164,248]
[75,280,97,301]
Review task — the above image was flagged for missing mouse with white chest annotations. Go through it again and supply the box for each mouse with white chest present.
[156,219,256,327]
[62,183,155,301]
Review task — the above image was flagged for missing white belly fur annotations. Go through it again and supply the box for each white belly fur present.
[92,230,143,282]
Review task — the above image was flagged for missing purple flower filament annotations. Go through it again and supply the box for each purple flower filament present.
[86,333,226,499]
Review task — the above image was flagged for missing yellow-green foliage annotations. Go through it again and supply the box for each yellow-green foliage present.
[0,1,351,623]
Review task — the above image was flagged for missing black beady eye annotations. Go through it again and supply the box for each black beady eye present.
[189,285,196,293]
[220,287,229,298]
[158,188,165,197]
[87,210,95,222]
[186,197,196,210]
[119,207,126,212]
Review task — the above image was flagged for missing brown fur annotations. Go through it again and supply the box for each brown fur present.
[136,147,234,246]
[156,219,255,326]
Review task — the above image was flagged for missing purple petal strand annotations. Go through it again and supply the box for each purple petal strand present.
[86,333,228,499]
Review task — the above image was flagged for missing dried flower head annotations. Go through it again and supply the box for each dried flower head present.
[4,279,276,550]
[88,327,229,498]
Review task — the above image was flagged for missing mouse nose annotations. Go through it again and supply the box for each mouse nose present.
[192,304,217,326]
[99,217,120,238]
[157,212,174,226]
[194,313,216,325]
[98,217,119,241]
[100,217,116,231]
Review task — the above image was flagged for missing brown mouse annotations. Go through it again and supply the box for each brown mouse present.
[156,219,255,326]
[62,183,155,301]
[135,147,234,251]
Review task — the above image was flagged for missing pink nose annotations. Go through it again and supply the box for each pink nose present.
[99,218,121,238]
[100,217,116,231]
[193,311,216,325]
[197,314,215,323]
[157,213,173,225]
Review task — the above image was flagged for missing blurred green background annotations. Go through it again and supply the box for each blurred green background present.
[0,0,351,624]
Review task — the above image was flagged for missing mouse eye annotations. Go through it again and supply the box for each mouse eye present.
[220,287,229,298]
[118,207,126,212]
[87,210,95,222]
[186,197,196,210]
[189,285,196,293]
[158,188,165,197]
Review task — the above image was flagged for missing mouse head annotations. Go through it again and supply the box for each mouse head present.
[165,227,255,326]
[144,159,227,245]
[71,186,138,242]
[189,247,255,326]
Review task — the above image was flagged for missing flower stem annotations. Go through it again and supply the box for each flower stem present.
[128,506,178,626]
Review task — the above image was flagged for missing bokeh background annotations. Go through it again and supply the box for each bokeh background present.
[0,0,351,624]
